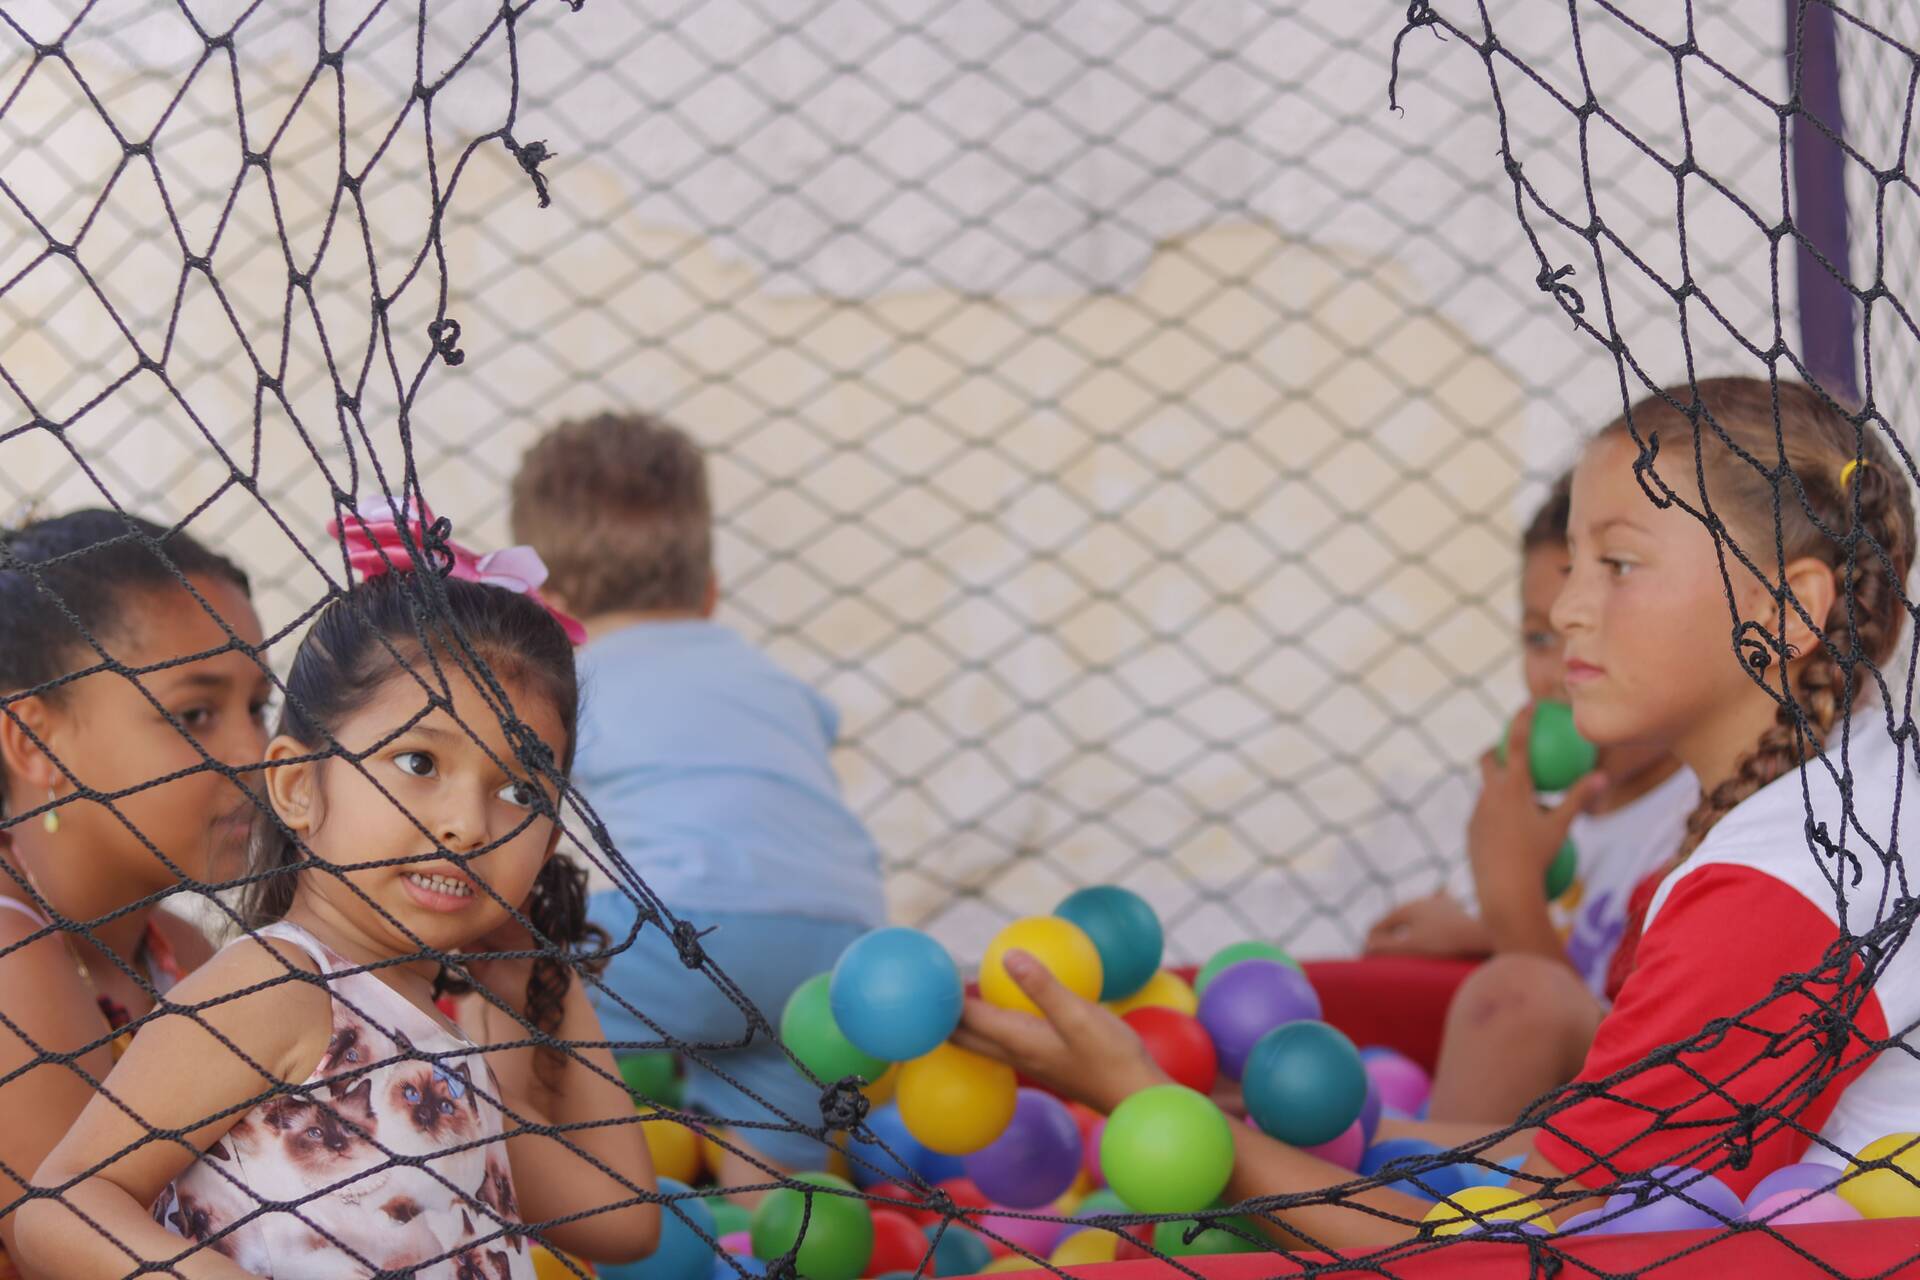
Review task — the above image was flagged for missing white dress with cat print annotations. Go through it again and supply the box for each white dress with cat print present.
[152,921,534,1280]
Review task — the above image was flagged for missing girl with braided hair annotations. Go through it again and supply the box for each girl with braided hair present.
[951,375,1920,1246]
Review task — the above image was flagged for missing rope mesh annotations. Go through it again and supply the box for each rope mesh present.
[0,0,1917,1276]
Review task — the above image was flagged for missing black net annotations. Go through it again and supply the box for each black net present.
[0,1,1918,1278]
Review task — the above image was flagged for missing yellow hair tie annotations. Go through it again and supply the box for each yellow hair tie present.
[1840,457,1869,488]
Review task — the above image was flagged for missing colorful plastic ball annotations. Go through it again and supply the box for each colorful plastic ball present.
[1242,1020,1366,1147]
[980,917,1103,1015]
[1499,699,1596,792]
[749,1172,874,1280]
[712,1258,768,1280]
[831,927,964,1063]
[897,1044,1019,1155]
[1546,840,1578,900]
[1302,1119,1366,1172]
[1599,1166,1744,1235]
[618,1050,684,1107]
[978,1257,1037,1274]
[1357,1083,1383,1145]
[1555,1208,1605,1234]
[1838,1133,1920,1218]
[865,1064,900,1107]
[597,1177,716,1280]
[1359,1047,1431,1117]
[1108,969,1199,1016]
[845,1103,967,1189]
[1153,1215,1266,1256]
[867,1209,931,1275]
[1080,1116,1106,1188]
[976,1208,1069,1258]
[1423,1186,1553,1237]
[1054,886,1163,1001]
[782,973,888,1085]
[923,1223,993,1276]
[934,1177,994,1216]
[1745,1162,1840,1210]
[639,1106,704,1185]
[1048,1231,1117,1267]
[1100,1084,1236,1214]
[1358,1138,1445,1202]
[708,1198,753,1239]
[866,1181,936,1226]
[1197,959,1322,1080]
[1746,1190,1862,1225]
[964,1089,1084,1208]
[1194,940,1299,996]
[1121,1007,1218,1094]
[718,1231,753,1254]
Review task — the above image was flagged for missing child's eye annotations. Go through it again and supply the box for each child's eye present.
[395,752,437,779]
[178,706,215,731]
[1602,557,1636,577]
[497,781,541,810]
[1522,630,1557,651]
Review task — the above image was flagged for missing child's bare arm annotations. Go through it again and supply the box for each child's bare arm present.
[17,938,331,1280]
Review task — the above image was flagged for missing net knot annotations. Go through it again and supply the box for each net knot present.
[1722,1103,1761,1169]
[1387,1,1444,114]
[670,918,713,968]
[428,317,467,366]
[505,135,556,208]
[1732,619,1784,673]
[421,514,458,575]
[820,1077,871,1131]
[1535,263,1586,316]
[765,1257,798,1280]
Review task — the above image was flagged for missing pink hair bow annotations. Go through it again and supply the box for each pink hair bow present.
[328,496,588,646]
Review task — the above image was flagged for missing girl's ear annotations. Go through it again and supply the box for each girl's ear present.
[262,734,322,835]
[0,695,65,795]
[1780,555,1840,665]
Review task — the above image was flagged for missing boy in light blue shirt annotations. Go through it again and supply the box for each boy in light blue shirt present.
[511,412,886,1184]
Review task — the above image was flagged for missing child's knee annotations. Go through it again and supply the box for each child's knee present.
[1448,954,1597,1049]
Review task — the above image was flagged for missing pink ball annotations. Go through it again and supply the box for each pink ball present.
[1302,1119,1365,1171]
[1083,1117,1106,1187]
[1745,1190,1862,1226]
[1360,1048,1431,1117]
[719,1231,753,1255]
[977,1209,1070,1257]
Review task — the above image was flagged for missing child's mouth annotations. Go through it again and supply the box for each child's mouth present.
[400,870,478,911]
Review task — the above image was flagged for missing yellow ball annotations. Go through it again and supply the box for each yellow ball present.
[637,1105,703,1185]
[700,1126,731,1178]
[530,1245,592,1279]
[979,1258,1036,1274]
[1107,969,1198,1016]
[895,1042,1018,1155]
[1048,1231,1118,1266]
[1421,1186,1553,1237]
[1839,1133,1920,1218]
[981,917,1103,1015]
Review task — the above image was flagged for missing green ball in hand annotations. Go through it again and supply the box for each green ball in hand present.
[1546,840,1578,901]
[1498,700,1596,792]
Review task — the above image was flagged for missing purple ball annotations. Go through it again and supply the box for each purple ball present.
[1556,1208,1605,1234]
[962,1089,1082,1209]
[1743,1162,1841,1212]
[1359,1047,1431,1117]
[1197,960,1321,1080]
[975,1210,1070,1257]
[1357,1082,1384,1145]
[1745,1190,1860,1226]
[1599,1166,1744,1234]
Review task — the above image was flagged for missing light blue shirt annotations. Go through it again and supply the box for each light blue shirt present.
[574,620,886,926]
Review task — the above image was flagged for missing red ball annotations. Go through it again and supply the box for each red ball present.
[868,1209,929,1274]
[1122,1007,1219,1093]
[867,1181,937,1226]
[934,1177,993,1216]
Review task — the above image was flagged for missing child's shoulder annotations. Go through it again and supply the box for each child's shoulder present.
[165,929,334,1083]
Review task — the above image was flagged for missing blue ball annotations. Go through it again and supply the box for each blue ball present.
[1054,886,1164,1001]
[602,1178,717,1280]
[830,928,963,1062]
[1358,1138,1446,1202]
[844,1104,964,1189]
[1242,1020,1366,1148]
[710,1257,768,1280]
[922,1223,992,1276]
[1357,1082,1383,1145]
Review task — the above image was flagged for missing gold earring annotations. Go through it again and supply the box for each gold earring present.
[43,787,58,835]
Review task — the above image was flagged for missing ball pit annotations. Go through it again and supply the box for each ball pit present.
[1107,969,1198,1016]
[1054,886,1163,1001]
[1359,1046,1431,1116]
[1048,1230,1118,1267]
[639,1106,704,1186]
[1301,1118,1366,1172]
[1241,1019,1366,1147]
[1746,1189,1862,1225]
[867,1208,931,1275]
[964,1089,1083,1209]
[923,1223,993,1276]
[1120,1006,1218,1094]
[980,917,1104,1015]
[976,1207,1071,1258]
[713,1259,768,1280]
[617,1051,684,1107]
[1422,1186,1553,1237]
[1745,1162,1840,1209]
[749,1172,874,1280]
[1099,1084,1235,1214]
[844,1103,965,1189]
[1599,1166,1744,1235]
[782,973,888,1086]
[1194,940,1299,996]
[1153,1214,1267,1257]
[830,927,964,1063]
[597,1177,716,1280]
[1838,1133,1920,1219]
[897,1044,1020,1155]
[1197,958,1321,1079]
[707,1198,752,1238]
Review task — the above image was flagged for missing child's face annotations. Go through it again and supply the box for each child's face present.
[1519,541,1570,704]
[270,658,567,960]
[1551,432,1776,751]
[33,575,272,889]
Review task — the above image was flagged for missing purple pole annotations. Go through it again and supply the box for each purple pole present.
[1785,0,1858,400]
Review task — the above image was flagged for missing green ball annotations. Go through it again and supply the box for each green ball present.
[617,1051,684,1107]
[1194,940,1299,996]
[1497,700,1596,792]
[1545,840,1578,901]
[1099,1084,1235,1214]
[1153,1215,1267,1257]
[750,1172,874,1280]
[706,1196,752,1239]
[781,973,887,1086]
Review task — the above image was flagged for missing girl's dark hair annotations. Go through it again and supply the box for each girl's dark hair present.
[0,508,251,814]
[1601,376,1917,861]
[245,571,606,1084]
[1522,472,1573,552]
